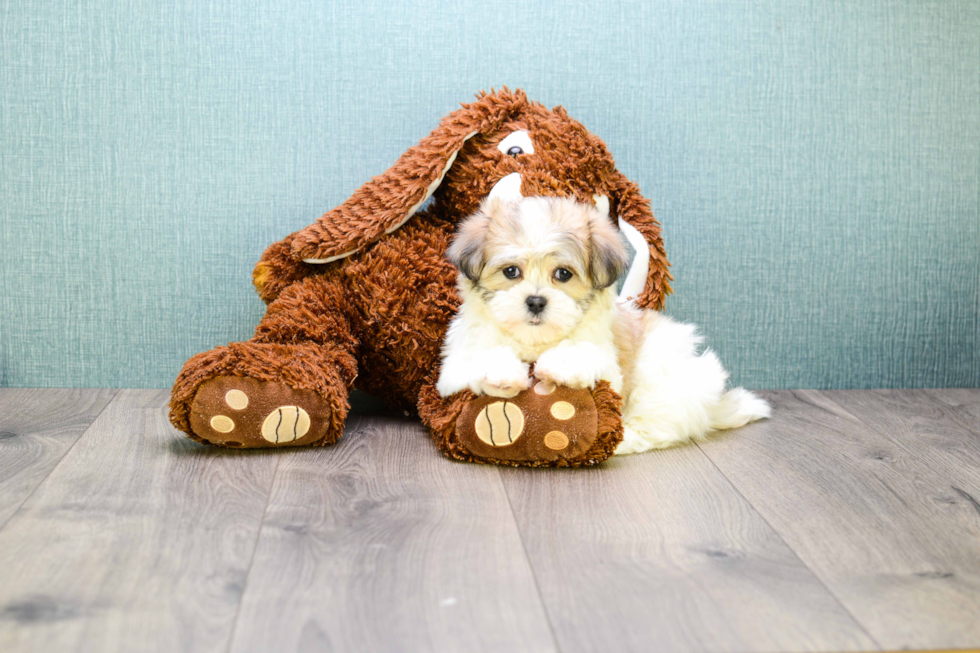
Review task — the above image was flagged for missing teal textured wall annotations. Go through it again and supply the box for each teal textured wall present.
[1,1,978,390]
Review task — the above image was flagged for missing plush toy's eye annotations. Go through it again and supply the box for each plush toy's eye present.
[554,268,573,282]
[503,266,522,280]
[497,131,535,157]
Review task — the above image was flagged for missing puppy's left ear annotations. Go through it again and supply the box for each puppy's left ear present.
[588,207,631,290]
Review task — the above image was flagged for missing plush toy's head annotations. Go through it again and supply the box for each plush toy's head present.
[264,88,670,309]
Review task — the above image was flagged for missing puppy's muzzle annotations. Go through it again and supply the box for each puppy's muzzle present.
[526,295,547,315]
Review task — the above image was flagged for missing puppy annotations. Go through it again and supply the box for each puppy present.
[437,196,770,454]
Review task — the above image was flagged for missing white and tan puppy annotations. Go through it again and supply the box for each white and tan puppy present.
[437,196,770,454]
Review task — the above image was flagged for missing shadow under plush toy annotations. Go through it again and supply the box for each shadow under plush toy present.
[169,88,673,466]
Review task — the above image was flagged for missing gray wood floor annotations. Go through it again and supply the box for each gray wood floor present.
[0,388,978,653]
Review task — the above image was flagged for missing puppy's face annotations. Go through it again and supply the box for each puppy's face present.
[448,196,630,346]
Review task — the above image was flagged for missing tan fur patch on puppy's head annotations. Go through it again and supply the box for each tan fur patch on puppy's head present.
[447,196,630,346]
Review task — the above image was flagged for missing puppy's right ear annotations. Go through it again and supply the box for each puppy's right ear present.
[446,209,492,282]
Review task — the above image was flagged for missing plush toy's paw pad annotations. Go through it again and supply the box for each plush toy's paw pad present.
[189,376,333,448]
[260,405,312,443]
[456,386,598,464]
[473,400,525,446]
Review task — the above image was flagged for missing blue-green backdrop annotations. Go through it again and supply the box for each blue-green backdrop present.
[2,0,978,390]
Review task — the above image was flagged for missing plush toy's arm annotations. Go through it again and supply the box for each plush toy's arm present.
[613,175,672,310]
[252,233,321,304]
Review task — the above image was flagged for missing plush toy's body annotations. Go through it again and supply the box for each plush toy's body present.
[170,89,671,466]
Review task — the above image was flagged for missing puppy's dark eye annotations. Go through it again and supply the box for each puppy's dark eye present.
[554,268,573,283]
[502,266,522,279]
[506,146,523,157]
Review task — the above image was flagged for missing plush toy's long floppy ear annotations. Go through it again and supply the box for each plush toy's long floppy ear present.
[610,174,672,310]
[290,89,529,264]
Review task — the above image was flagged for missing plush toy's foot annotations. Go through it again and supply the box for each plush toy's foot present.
[419,381,623,467]
[170,341,355,449]
[187,376,335,448]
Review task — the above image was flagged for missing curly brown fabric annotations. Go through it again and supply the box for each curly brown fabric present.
[290,90,529,263]
[170,88,670,466]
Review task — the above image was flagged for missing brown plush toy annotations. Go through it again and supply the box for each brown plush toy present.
[169,88,671,467]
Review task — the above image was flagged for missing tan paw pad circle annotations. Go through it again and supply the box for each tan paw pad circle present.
[210,415,235,433]
[544,430,569,451]
[224,389,249,410]
[533,380,556,396]
[550,401,575,420]
[261,406,311,443]
[474,401,524,447]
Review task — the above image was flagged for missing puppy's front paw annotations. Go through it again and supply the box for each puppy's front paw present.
[533,343,608,390]
[474,357,531,398]
[477,379,527,398]
[477,369,531,398]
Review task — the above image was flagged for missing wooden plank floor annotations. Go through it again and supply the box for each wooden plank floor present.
[0,388,978,653]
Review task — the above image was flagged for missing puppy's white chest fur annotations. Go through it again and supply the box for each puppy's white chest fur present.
[437,277,630,399]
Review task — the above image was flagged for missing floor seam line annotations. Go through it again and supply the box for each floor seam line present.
[498,468,564,653]
[0,388,120,534]
[225,454,282,653]
[821,389,980,482]
[694,430,884,652]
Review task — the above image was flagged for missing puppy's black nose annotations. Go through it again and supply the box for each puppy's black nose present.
[526,295,547,315]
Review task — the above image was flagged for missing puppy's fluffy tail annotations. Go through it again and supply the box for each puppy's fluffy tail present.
[709,388,771,431]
